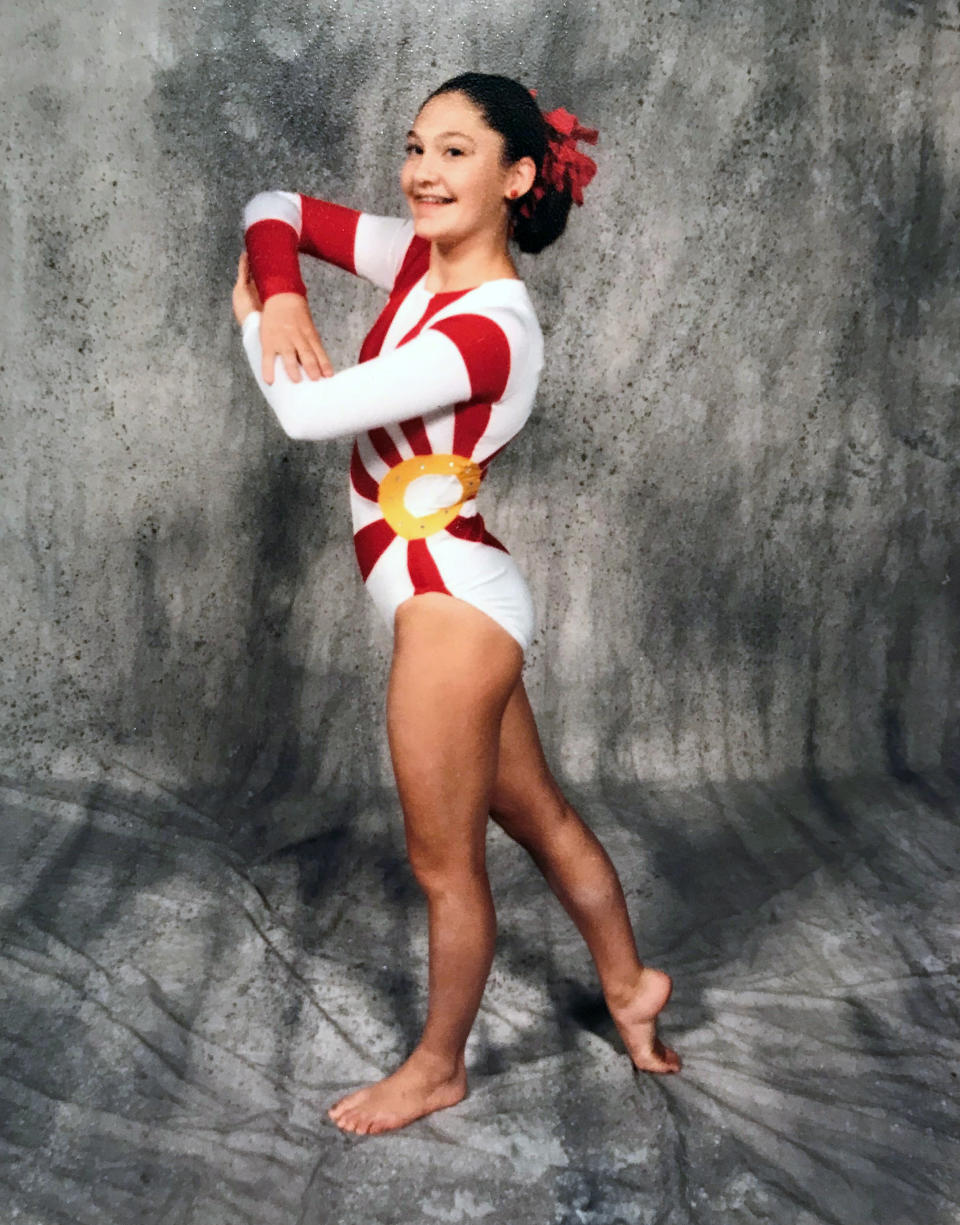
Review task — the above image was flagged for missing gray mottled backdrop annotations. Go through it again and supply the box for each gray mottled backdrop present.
[3,0,957,802]
[3,5,960,1225]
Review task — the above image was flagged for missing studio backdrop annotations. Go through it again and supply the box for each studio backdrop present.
[2,2,957,802]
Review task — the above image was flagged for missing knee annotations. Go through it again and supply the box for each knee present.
[406,844,487,898]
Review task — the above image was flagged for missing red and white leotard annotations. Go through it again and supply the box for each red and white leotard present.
[240,190,544,652]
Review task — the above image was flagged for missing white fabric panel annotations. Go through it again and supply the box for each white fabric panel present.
[353,214,415,292]
[362,531,534,652]
[380,280,429,351]
[421,402,456,455]
[354,432,392,483]
[429,533,536,652]
[382,421,412,458]
[350,493,384,531]
[363,535,414,626]
[242,190,302,235]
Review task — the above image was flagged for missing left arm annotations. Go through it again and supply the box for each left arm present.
[239,308,512,442]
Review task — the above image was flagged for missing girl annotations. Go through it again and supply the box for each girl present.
[232,72,680,1137]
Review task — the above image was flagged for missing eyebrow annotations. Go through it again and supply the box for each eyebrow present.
[406,129,476,143]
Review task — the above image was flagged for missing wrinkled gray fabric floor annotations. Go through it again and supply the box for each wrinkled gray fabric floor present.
[1,765,957,1225]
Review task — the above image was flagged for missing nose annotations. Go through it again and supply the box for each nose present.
[413,150,443,185]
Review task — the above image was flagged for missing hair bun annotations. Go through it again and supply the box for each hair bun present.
[541,107,599,203]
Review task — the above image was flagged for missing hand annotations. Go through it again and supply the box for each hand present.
[259,291,334,384]
[232,253,334,384]
[232,251,262,326]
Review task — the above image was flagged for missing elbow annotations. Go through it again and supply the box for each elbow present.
[275,414,312,442]
[243,191,273,230]
[271,410,331,443]
[243,189,298,233]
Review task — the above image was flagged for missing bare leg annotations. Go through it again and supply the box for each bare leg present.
[489,679,680,1073]
[327,594,523,1134]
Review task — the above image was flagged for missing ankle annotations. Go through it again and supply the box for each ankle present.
[410,1044,465,1079]
[603,966,647,1008]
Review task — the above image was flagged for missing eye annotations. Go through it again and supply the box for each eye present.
[405,142,422,156]
[445,146,465,157]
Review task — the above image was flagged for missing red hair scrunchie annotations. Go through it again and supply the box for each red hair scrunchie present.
[517,91,599,219]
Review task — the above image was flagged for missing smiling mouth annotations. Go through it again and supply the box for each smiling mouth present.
[415,195,455,205]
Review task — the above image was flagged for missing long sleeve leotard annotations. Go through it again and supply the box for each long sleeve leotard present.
[241,190,544,652]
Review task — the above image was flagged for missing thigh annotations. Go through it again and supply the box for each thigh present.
[488,679,570,847]
[387,593,524,875]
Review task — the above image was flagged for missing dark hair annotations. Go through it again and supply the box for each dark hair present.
[421,72,574,254]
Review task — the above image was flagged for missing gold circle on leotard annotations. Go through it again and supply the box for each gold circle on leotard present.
[377,453,483,540]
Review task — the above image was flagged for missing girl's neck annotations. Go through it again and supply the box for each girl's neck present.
[423,229,519,294]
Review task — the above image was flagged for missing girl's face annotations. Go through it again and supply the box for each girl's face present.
[401,91,531,247]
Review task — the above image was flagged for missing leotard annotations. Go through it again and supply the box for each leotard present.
[240,190,544,652]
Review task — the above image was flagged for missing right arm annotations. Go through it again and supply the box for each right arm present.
[242,190,413,384]
[238,304,517,443]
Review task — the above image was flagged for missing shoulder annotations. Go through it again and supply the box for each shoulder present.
[426,283,544,400]
[435,282,541,351]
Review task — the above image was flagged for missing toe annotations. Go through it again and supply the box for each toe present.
[632,1050,681,1074]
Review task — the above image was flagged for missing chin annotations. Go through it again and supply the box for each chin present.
[412,216,458,243]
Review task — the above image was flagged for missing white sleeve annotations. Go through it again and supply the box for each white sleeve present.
[353,214,416,292]
[240,311,472,441]
[242,188,302,232]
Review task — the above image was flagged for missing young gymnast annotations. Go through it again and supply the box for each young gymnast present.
[232,71,680,1137]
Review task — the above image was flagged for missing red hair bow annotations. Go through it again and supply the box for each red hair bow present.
[518,96,599,218]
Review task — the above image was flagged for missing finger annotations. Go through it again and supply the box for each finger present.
[298,325,333,378]
[281,350,302,383]
[299,347,323,381]
[314,342,334,378]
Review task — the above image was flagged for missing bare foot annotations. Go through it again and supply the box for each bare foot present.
[606,966,682,1074]
[327,1047,468,1135]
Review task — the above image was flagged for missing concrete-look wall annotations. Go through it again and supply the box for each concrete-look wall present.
[2,0,957,802]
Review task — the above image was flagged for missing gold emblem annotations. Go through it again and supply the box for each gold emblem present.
[377,453,483,540]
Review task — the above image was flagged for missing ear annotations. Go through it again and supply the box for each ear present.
[505,155,537,201]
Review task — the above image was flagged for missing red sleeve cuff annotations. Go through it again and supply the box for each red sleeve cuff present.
[245,218,307,300]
